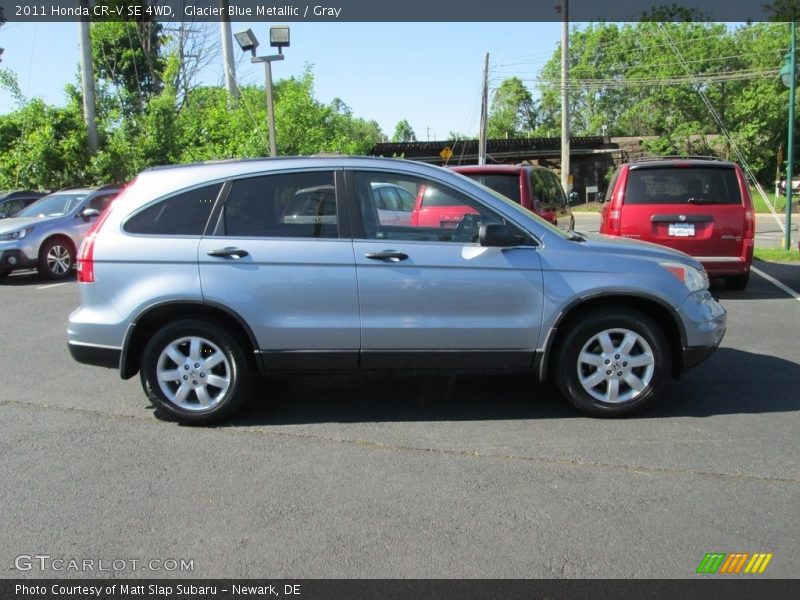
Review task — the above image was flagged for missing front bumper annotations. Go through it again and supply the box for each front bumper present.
[0,249,37,271]
[678,290,726,373]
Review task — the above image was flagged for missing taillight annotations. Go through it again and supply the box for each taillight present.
[77,203,114,283]
[607,210,621,235]
[744,208,754,239]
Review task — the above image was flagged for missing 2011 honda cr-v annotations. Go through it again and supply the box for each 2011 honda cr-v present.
[68,157,726,424]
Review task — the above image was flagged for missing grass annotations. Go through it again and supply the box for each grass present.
[754,248,800,262]
[750,188,787,214]
[571,202,604,213]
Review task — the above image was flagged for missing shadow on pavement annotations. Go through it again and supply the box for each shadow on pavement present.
[218,348,799,427]
[0,269,74,286]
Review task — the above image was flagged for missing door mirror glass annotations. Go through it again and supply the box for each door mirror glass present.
[479,223,526,247]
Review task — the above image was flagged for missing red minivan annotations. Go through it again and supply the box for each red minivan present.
[599,158,754,290]
[450,164,575,231]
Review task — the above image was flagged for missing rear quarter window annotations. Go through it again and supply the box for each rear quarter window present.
[124,184,221,235]
[624,167,741,205]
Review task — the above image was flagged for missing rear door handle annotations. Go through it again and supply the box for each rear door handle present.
[365,251,409,262]
[207,247,249,259]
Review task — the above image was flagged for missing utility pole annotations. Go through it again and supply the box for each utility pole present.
[478,52,489,166]
[219,0,238,100]
[786,21,796,251]
[78,0,98,155]
[557,0,570,192]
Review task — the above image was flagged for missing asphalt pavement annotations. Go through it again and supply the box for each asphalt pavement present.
[0,265,798,579]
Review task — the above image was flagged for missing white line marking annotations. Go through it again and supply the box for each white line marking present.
[37,282,70,290]
[750,265,800,302]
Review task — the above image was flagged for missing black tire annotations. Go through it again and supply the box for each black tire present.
[555,309,671,417]
[140,319,253,425]
[724,271,750,291]
[0,270,9,279]
[38,237,75,280]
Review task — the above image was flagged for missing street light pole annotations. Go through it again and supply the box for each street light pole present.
[234,27,289,158]
[257,55,283,157]
[557,0,570,194]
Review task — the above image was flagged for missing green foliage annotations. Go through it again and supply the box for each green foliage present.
[535,21,793,183]
[0,98,89,189]
[91,2,164,114]
[487,76,538,138]
[392,119,417,142]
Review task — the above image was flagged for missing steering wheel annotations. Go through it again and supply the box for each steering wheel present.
[454,212,481,243]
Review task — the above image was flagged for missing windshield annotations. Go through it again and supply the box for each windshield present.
[16,193,88,218]
[460,173,521,203]
[625,166,741,205]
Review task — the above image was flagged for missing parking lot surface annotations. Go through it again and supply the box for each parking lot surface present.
[0,263,798,578]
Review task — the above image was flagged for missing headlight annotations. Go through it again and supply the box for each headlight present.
[660,261,708,292]
[0,227,33,241]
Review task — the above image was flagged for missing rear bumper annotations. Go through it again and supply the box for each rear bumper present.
[696,239,753,276]
[68,342,121,369]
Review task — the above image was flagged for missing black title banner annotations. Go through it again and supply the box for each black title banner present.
[0,0,792,23]
[2,579,799,600]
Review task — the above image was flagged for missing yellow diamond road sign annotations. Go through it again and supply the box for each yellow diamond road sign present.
[439,146,453,160]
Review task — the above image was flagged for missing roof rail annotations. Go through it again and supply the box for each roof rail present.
[631,155,724,163]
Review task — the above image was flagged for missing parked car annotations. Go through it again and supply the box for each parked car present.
[0,191,47,219]
[450,164,575,231]
[281,183,414,229]
[67,157,726,425]
[0,185,122,279]
[778,176,800,196]
[599,158,754,290]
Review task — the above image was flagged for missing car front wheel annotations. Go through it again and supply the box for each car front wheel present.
[38,237,75,280]
[140,320,253,425]
[555,309,671,417]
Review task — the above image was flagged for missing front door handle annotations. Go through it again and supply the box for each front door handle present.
[207,247,249,259]
[365,251,409,262]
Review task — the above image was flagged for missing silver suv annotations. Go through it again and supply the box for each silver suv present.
[0,185,121,279]
[67,157,726,424]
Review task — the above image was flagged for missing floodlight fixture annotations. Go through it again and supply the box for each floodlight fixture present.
[270,27,290,54]
[234,29,259,56]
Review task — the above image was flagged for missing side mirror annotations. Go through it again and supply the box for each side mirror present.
[568,191,579,204]
[479,223,526,247]
[80,208,100,221]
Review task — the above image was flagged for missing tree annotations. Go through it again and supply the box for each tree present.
[392,119,417,142]
[487,77,538,138]
[91,1,164,114]
[534,21,790,181]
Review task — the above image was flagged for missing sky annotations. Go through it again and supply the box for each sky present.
[0,21,563,140]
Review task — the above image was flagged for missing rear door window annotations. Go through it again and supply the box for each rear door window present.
[218,171,338,239]
[624,167,741,205]
[124,184,221,235]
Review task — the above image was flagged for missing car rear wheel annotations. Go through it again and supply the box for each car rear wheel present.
[0,270,9,279]
[140,319,253,425]
[38,237,75,280]
[724,271,750,291]
[555,309,671,417]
